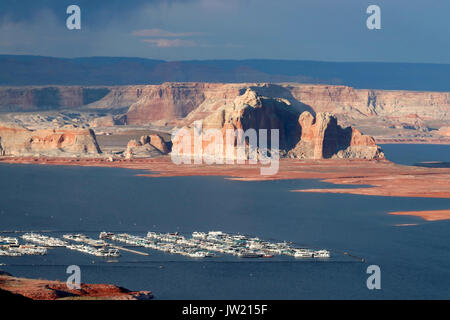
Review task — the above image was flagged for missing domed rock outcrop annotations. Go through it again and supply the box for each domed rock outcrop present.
[171,90,384,161]
[0,122,101,157]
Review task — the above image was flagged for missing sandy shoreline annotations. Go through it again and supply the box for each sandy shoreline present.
[1,156,449,199]
[389,210,450,221]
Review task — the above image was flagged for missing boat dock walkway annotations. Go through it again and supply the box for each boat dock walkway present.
[109,245,149,256]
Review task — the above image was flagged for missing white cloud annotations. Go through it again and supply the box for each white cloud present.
[131,28,206,37]
[142,38,198,47]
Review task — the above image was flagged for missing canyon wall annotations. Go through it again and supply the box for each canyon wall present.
[122,83,450,125]
[0,86,110,111]
[286,84,450,120]
[3,83,448,125]
[125,83,246,125]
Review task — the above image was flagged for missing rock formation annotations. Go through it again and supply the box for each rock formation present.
[438,126,450,137]
[288,112,383,159]
[124,134,170,159]
[0,122,101,157]
[1,82,449,141]
[148,134,170,154]
[1,83,448,124]
[0,273,152,300]
[171,89,384,160]
[117,83,450,126]
[125,83,245,125]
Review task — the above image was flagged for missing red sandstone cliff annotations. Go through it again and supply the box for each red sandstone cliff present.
[1,83,448,124]
[125,83,246,125]
[1,83,448,142]
[119,83,450,125]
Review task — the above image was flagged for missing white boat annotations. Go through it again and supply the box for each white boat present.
[313,250,330,258]
[294,250,313,258]
[99,232,114,239]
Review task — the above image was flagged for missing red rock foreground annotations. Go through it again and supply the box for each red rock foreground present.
[388,210,450,221]
[1,156,449,199]
[0,272,152,300]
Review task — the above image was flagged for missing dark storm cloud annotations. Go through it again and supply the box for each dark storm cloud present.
[0,0,449,63]
[0,0,189,26]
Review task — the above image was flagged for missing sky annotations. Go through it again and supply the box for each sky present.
[0,0,449,63]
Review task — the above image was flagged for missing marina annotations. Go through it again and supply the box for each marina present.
[0,231,330,259]
[63,234,107,247]
[103,230,331,259]
[65,243,120,257]
[21,233,67,247]
[0,244,47,257]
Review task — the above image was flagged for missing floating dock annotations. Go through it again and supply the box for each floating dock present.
[108,245,149,256]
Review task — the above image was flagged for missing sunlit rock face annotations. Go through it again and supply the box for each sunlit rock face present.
[171,89,384,161]
[0,122,101,157]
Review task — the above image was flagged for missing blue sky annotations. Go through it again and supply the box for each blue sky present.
[0,0,449,63]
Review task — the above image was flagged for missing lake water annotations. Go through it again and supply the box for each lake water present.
[0,144,449,299]
[381,143,450,165]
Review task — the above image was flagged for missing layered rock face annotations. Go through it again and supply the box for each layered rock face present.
[0,123,101,157]
[119,82,450,125]
[286,84,450,120]
[172,89,384,160]
[2,83,448,131]
[125,134,170,159]
[125,83,246,125]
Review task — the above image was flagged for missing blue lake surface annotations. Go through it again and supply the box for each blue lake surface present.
[381,143,450,165]
[0,144,449,299]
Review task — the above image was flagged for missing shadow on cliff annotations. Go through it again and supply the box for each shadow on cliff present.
[235,84,319,151]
